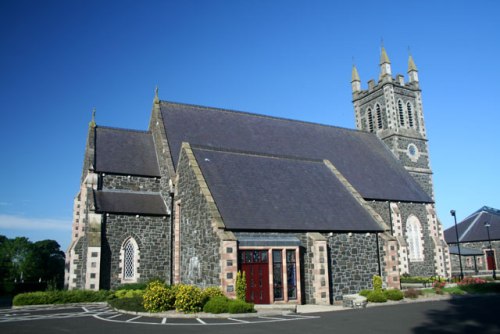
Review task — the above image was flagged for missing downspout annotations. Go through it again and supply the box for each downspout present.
[376,233,382,277]
[388,201,393,235]
[169,191,174,286]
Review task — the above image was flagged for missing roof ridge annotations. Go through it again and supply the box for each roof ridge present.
[160,100,363,134]
[459,211,484,241]
[190,144,324,163]
[97,125,152,134]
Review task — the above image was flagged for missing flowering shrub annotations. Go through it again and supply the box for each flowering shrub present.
[174,284,204,313]
[458,277,486,285]
[202,286,224,301]
[143,281,175,312]
[432,280,446,294]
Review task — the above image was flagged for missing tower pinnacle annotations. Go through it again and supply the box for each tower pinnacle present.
[351,64,361,92]
[89,107,96,128]
[408,54,419,83]
[154,86,159,104]
[379,46,392,79]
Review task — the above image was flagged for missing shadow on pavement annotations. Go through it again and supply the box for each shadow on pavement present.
[0,296,13,309]
[413,294,500,334]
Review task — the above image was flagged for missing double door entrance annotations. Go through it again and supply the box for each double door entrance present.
[239,248,299,304]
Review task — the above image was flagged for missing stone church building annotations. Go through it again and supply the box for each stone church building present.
[65,48,450,304]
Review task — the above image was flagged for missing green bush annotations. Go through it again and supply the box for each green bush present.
[236,271,246,301]
[372,275,383,292]
[384,289,404,301]
[366,290,387,303]
[108,295,145,312]
[13,290,110,306]
[143,281,175,312]
[174,284,204,313]
[403,288,422,299]
[228,299,254,313]
[113,289,144,299]
[202,286,224,302]
[400,275,434,284]
[203,296,230,314]
[358,289,371,297]
[115,282,148,290]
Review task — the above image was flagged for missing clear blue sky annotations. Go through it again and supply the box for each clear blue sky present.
[1,0,499,251]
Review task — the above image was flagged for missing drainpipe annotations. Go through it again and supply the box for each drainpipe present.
[388,201,394,235]
[376,233,382,277]
[169,191,174,286]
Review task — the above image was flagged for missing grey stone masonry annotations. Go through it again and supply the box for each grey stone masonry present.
[102,213,170,290]
[450,240,499,277]
[368,201,437,277]
[175,147,222,287]
[72,237,87,289]
[101,174,161,192]
[148,98,176,213]
[327,233,379,302]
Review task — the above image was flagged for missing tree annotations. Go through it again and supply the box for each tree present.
[0,235,65,293]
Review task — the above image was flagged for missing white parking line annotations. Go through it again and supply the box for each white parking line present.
[258,315,287,320]
[227,317,249,323]
[107,313,122,319]
[161,317,167,324]
[126,316,142,322]
[196,318,206,324]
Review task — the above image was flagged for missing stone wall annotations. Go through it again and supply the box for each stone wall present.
[101,174,161,192]
[71,237,87,290]
[175,150,222,287]
[327,233,379,302]
[450,240,499,277]
[101,214,170,289]
[368,201,436,277]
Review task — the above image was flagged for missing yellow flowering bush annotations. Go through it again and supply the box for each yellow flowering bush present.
[174,284,204,313]
[202,286,224,301]
[142,281,175,312]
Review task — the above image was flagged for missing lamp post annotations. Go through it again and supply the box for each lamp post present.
[484,222,496,280]
[451,210,464,280]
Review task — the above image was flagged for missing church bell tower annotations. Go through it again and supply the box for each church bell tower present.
[351,48,434,199]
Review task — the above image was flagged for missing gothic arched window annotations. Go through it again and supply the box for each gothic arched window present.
[367,108,374,132]
[376,104,383,129]
[406,216,424,262]
[398,100,405,126]
[121,237,139,281]
[407,102,414,128]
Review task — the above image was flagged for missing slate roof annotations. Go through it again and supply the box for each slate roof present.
[94,190,167,215]
[161,101,432,203]
[192,146,384,232]
[448,246,483,256]
[444,206,500,243]
[95,127,160,177]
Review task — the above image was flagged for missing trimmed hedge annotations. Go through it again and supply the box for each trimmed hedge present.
[366,290,387,303]
[203,296,230,314]
[384,289,404,301]
[108,295,145,312]
[228,299,254,314]
[13,290,110,306]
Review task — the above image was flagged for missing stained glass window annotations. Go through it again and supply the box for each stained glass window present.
[273,250,283,300]
[286,250,297,299]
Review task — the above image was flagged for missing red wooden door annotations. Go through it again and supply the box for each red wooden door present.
[486,250,496,270]
[240,250,270,304]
